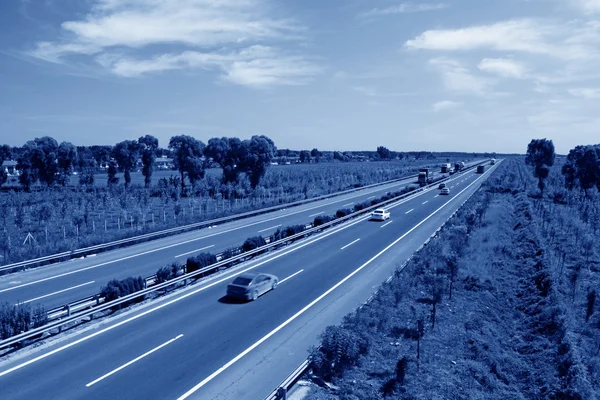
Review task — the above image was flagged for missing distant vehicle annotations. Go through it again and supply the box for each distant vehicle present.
[477,165,486,174]
[226,272,278,301]
[438,183,446,189]
[371,208,391,221]
[418,172,428,186]
[440,187,450,195]
[441,163,451,173]
[418,168,433,186]
[490,158,496,165]
[454,162,466,172]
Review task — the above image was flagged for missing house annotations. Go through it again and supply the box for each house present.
[155,157,174,170]
[2,160,18,176]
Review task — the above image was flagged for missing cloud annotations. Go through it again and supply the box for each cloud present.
[96,45,320,87]
[429,58,493,94]
[478,58,526,78]
[405,19,600,60]
[433,100,462,111]
[359,2,447,19]
[26,0,318,87]
[576,0,600,13]
[568,87,600,98]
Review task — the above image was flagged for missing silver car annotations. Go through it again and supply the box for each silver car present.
[226,272,278,301]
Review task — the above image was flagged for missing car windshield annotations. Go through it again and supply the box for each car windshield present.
[374,210,383,214]
[232,277,253,286]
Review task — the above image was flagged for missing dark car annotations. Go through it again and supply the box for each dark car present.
[438,183,446,189]
[226,272,278,301]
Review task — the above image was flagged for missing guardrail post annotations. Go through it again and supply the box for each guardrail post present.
[276,387,287,400]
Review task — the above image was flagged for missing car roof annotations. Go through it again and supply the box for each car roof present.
[237,272,260,280]
[374,208,386,212]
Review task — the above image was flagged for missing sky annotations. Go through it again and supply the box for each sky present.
[1,0,600,154]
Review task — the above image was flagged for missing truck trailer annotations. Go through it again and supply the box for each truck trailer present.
[476,165,486,174]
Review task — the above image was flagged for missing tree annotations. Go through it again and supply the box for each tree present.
[17,136,60,188]
[169,135,205,196]
[310,148,322,162]
[525,138,555,194]
[238,135,276,189]
[377,146,392,160]
[299,150,311,163]
[204,137,244,184]
[138,135,159,188]
[112,140,139,187]
[107,161,119,185]
[562,145,600,196]
[57,141,77,186]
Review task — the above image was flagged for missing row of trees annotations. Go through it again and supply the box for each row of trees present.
[7,134,277,193]
[525,138,600,197]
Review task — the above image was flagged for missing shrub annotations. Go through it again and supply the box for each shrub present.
[310,325,369,381]
[100,276,145,305]
[242,235,267,252]
[0,302,34,340]
[314,214,333,227]
[156,262,182,284]
[186,252,217,274]
[336,208,353,218]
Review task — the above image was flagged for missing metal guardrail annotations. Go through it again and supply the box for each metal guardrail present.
[265,359,311,400]
[0,161,488,350]
[0,175,424,273]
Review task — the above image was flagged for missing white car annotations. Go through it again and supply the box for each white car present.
[371,208,391,221]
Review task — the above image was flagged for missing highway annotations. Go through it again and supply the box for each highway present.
[0,172,432,310]
[0,163,499,400]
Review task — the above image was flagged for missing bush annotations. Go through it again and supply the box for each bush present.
[272,225,306,241]
[156,262,182,284]
[0,302,35,340]
[100,276,145,304]
[242,236,267,252]
[336,208,353,218]
[314,214,333,227]
[186,252,217,274]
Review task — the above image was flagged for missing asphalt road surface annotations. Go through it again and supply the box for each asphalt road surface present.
[0,161,499,400]
[0,169,467,310]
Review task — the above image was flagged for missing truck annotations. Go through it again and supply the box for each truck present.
[476,165,485,174]
[454,162,466,172]
[441,163,452,173]
[490,158,496,165]
[418,168,433,186]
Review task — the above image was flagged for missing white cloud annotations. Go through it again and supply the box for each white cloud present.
[478,58,526,78]
[405,19,600,60]
[433,100,462,111]
[576,0,600,13]
[359,2,447,19]
[429,58,493,94]
[568,87,600,98]
[27,0,318,87]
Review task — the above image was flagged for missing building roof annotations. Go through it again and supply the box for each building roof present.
[2,160,17,167]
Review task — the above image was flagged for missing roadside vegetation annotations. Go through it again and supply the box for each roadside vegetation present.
[305,146,600,399]
[0,134,478,265]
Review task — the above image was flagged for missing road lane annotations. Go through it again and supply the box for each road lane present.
[0,172,436,308]
[0,166,496,400]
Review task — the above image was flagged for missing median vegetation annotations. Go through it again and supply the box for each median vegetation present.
[305,154,599,399]
[0,302,47,340]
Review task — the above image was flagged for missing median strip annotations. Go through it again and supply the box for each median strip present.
[85,334,184,387]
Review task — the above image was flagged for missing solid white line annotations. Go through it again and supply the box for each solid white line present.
[405,209,414,214]
[367,196,376,199]
[279,269,304,284]
[175,245,215,259]
[176,169,491,400]
[342,202,354,207]
[0,183,436,379]
[258,225,282,233]
[380,220,393,228]
[85,334,183,387]
[341,238,360,250]
[16,281,96,305]
[422,200,428,205]
[309,212,324,217]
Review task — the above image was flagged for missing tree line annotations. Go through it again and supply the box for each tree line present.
[2,134,277,194]
[525,138,600,197]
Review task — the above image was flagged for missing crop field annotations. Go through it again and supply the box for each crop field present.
[0,159,450,265]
